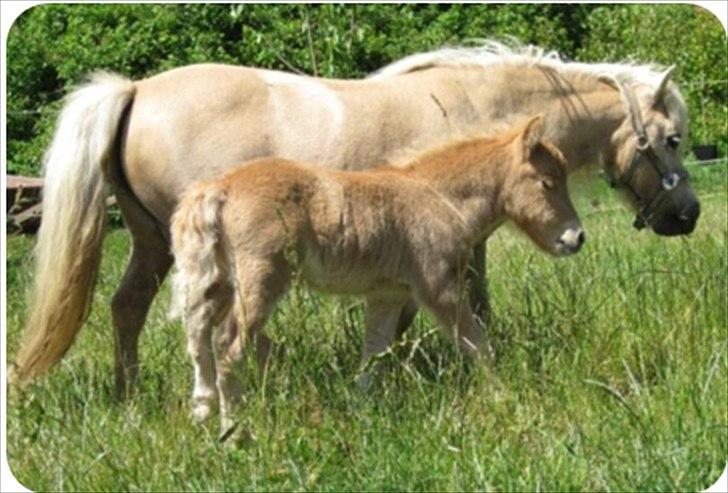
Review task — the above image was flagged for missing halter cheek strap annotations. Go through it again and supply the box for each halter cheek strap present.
[608,82,689,230]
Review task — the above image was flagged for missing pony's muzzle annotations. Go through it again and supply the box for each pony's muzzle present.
[652,199,700,236]
[556,226,585,255]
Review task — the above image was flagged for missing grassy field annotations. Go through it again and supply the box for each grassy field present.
[5,164,727,491]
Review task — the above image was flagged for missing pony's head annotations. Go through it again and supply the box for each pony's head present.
[602,68,699,235]
[504,115,584,256]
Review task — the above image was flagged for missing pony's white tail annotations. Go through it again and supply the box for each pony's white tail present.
[12,72,135,383]
[169,182,229,322]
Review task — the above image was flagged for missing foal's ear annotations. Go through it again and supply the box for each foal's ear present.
[521,114,545,157]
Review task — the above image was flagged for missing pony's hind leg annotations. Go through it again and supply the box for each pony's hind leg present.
[112,187,173,398]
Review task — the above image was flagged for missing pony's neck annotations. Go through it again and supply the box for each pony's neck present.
[545,86,627,172]
[461,64,628,171]
[404,137,511,240]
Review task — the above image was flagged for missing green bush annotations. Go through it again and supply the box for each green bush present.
[6,4,726,176]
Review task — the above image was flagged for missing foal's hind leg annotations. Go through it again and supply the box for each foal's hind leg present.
[112,188,173,398]
[214,256,290,431]
[186,282,234,422]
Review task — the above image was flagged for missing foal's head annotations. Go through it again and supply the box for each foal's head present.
[503,115,584,256]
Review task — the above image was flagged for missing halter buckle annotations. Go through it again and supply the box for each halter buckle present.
[661,172,680,191]
[636,135,650,152]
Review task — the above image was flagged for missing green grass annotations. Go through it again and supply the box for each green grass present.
[6,165,727,491]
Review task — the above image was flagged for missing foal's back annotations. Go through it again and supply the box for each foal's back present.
[215,157,460,293]
[220,157,439,235]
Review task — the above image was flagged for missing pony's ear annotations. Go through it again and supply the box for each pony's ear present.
[521,114,545,157]
[653,65,676,106]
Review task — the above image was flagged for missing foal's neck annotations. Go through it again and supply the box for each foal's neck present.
[404,138,511,239]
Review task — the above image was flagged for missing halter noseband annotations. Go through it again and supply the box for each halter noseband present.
[608,82,689,230]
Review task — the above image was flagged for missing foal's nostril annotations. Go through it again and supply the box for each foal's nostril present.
[558,227,585,253]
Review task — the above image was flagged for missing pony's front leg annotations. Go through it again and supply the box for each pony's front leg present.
[438,301,486,358]
[395,241,490,342]
[394,299,419,341]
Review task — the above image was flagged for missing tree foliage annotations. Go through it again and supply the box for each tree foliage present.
[6,3,726,176]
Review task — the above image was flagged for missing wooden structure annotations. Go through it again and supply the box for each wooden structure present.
[6,175,43,233]
[6,174,117,233]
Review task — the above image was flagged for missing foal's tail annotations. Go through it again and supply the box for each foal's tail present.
[168,181,229,322]
[12,73,135,383]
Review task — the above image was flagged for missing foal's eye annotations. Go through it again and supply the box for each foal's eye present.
[541,179,554,190]
[666,134,681,150]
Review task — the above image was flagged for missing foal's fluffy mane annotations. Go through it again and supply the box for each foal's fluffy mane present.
[370,39,677,94]
[385,118,523,170]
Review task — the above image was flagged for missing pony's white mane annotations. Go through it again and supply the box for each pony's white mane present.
[369,40,670,91]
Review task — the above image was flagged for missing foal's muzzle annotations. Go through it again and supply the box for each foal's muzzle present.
[556,227,586,255]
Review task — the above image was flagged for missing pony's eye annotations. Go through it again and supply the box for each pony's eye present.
[666,134,681,150]
[541,179,554,190]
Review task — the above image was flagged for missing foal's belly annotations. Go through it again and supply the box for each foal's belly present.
[300,249,408,297]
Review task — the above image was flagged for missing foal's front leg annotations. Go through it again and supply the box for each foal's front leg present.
[415,269,490,359]
[395,241,490,340]
[468,242,491,327]
[358,295,408,389]
[434,299,485,358]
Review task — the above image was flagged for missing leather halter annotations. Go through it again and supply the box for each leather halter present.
[607,82,689,230]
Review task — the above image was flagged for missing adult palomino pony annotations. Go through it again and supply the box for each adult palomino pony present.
[170,116,584,428]
[12,42,699,393]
